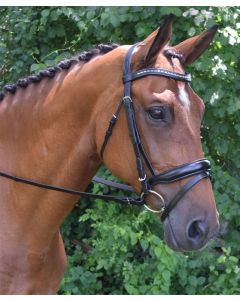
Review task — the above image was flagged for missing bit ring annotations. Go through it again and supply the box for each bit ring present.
[141,190,165,214]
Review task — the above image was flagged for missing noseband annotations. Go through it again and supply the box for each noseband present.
[0,43,211,222]
[100,43,211,221]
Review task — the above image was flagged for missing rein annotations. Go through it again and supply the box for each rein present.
[0,43,212,222]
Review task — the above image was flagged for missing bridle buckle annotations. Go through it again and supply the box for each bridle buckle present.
[138,174,146,182]
[122,96,132,103]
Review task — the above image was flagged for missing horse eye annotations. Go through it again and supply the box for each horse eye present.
[147,106,166,121]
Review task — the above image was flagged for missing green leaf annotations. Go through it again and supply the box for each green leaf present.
[162,269,171,282]
[110,14,120,27]
[188,275,198,287]
[130,232,137,246]
[198,276,206,285]
[30,63,46,72]
[154,246,162,258]
[140,239,149,251]
[41,9,50,18]
[124,284,139,295]
[151,235,162,245]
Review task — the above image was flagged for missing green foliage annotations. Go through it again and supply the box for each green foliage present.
[59,193,178,295]
[1,6,239,295]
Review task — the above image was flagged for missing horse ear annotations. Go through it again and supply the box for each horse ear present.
[144,14,174,65]
[135,14,174,66]
[172,25,218,65]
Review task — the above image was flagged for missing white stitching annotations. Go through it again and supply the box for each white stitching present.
[134,68,191,82]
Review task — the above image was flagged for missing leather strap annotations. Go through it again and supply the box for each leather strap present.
[122,44,138,98]
[92,176,134,192]
[123,68,191,84]
[121,44,156,187]
[100,99,123,158]
[0,171,141,205]
[122,96,150,193]
[161,172,209,222]
[149,159,211,185]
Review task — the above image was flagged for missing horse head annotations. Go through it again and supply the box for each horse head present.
[97,15,219,251]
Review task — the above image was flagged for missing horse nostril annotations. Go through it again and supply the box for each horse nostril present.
[187,219,208,242]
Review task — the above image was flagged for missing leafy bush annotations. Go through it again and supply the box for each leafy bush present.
[0,6,239,295]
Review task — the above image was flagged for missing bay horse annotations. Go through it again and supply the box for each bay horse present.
[0,15,219,294]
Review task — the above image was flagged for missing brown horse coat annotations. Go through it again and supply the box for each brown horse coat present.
[0,18,219,294]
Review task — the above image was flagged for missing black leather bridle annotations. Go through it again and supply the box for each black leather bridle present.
[0,43,211,222]
[100,43,211,221]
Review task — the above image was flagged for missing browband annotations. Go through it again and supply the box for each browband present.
[123,68,191,84]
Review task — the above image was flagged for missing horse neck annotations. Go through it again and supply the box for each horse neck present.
[0,52,123,247]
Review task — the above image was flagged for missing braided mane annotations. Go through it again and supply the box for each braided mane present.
[0,43,119,101]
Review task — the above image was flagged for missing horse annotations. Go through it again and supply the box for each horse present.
[0,15,219,294]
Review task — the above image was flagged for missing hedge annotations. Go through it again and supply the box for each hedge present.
[0,6,239,295]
